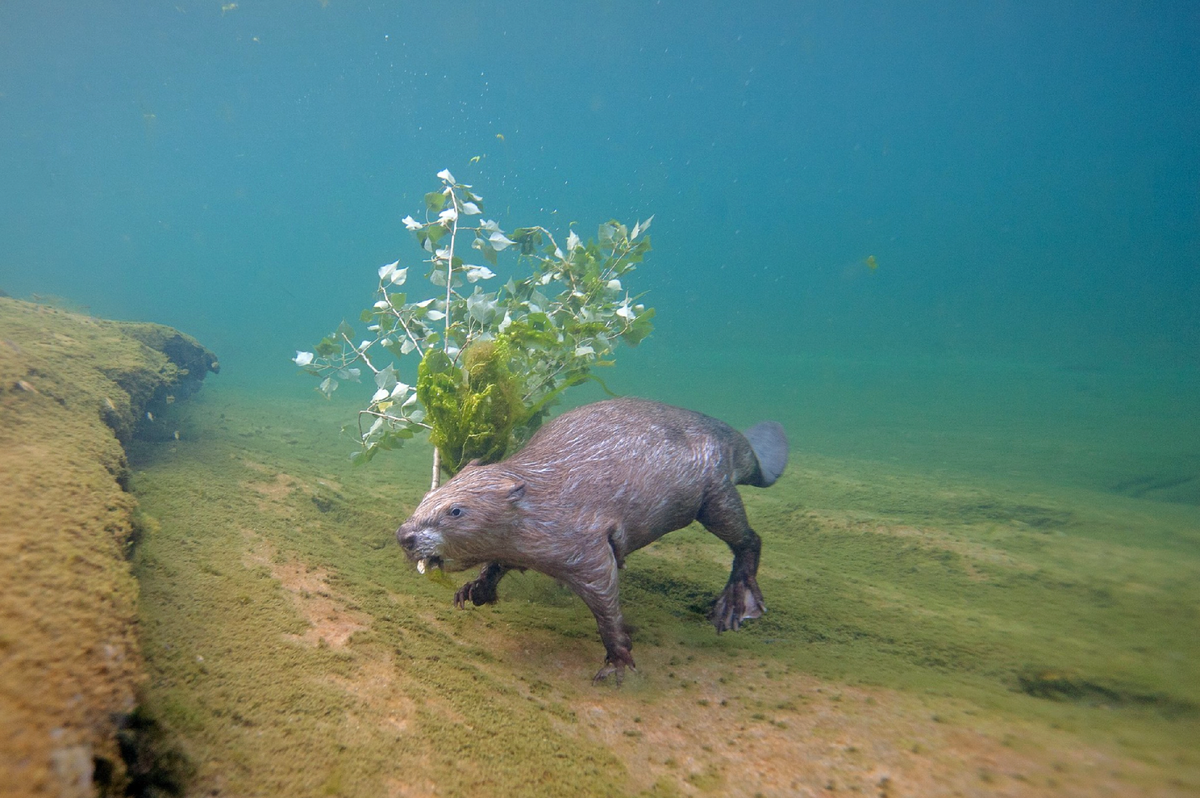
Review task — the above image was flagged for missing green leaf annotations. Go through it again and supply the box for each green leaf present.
[336,320,355,340]
[511,227,544,257]
[314,336,339,358]
[424,190,448,213]
[489,231,516,251]
[621,307,655,346]
[375,363,399,390]
[467,292,498,324]
[416,224,449,252]
[522,372,616,421]
[422,348,455,375]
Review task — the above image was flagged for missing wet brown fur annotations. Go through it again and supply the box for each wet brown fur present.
[396,397,787,682]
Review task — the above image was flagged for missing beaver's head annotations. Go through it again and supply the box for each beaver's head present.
[395,462,526,574]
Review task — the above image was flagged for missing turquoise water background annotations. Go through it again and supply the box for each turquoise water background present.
[1,1,1197,495]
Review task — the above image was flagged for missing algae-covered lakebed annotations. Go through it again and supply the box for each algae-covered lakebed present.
[124,364,1200,797]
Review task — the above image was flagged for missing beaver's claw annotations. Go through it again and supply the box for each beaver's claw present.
[454,577,498,608]
[710,577,766,633]
[453,563,508,609]
[593,647,637,686]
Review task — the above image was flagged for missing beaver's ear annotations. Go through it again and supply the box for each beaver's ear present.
[506,481,526,502]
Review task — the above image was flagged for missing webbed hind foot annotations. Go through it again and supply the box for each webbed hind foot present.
[709,576,766,633]
[592,647,637,686]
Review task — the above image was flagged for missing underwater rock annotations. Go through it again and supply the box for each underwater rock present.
[0,297,216,796]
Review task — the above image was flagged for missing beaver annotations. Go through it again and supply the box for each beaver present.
[395,397,788,682]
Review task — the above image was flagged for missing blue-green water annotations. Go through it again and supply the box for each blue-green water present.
[5,6,1200,792]
[1,3,1197,492]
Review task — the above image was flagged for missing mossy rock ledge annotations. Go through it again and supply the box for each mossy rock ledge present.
[0,297,218,797]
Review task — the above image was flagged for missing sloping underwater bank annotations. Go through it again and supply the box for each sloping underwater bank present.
[0,297,218,797]
[127,381,1199,797]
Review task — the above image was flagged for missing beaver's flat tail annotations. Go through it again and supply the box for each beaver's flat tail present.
[743,421,788,487]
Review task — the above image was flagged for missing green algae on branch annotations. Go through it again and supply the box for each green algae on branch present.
[418,339,526,476]
[294,168,654,486]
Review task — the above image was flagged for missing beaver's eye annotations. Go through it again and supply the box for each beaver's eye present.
[448,506,463,518]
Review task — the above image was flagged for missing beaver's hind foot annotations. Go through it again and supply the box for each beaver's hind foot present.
[709,575,766,633]
[592,647,637,686]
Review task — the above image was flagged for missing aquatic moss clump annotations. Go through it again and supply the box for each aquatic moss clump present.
[417,339,525,475]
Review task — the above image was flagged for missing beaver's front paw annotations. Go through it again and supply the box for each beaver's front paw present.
[453,563,508,608]
[592,647,637,686]
[709,578,766,632]
[453,577,499,608]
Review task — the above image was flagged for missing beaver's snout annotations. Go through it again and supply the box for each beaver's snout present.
[395,521,447,575]
[395,525,417,553]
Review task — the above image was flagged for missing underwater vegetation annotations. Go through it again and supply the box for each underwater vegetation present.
[295,169,655,485]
